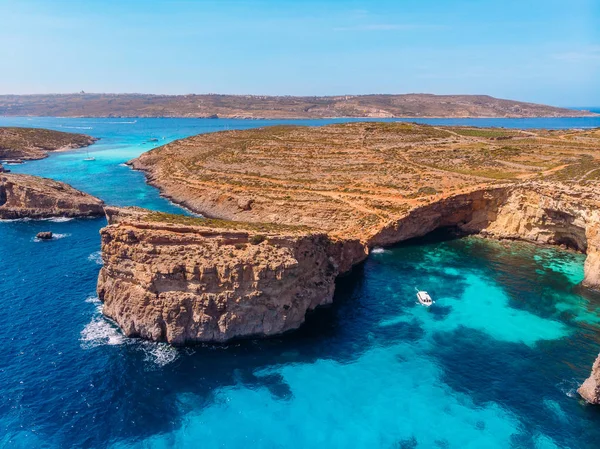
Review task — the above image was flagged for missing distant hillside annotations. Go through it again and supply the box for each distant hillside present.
[0,93,595,119]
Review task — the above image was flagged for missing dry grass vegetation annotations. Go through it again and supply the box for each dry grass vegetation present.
[134,122,600,239]
[0,127,96,160]
[0,93,596,119]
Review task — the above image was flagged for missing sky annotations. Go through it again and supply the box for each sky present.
[0,0,599,106]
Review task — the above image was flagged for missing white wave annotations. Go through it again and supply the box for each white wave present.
[80,306,180,366]
[557,378,582,399]
[85,295,101,304]
[80,316,126,348]
[45,217,74,223]
[88,251,103,265]
[105,120,137,124]
[0,217,74,223]
[118,163,129,167]
[371,247,390,254]
[0,218,32,223]
[140,342,179,367]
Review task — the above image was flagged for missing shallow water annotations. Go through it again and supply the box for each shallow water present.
[1,117,600,448]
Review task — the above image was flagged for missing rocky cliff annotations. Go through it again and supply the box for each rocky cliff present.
[579,354,600,404]
[99,123,600,394]
[97,207,365,344]
[0,173,105,219]
[97,183,600,345]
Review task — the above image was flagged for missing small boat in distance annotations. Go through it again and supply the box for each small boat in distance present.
[415,288,433,307]
[83,149,95,161]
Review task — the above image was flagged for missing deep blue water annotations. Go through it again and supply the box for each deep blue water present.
[1,116,600,448]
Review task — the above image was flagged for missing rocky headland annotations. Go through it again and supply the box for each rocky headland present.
[0,127,97,161]
[98,123,600,403]
[98,122,600,398]
[0,173,104,219]
[0,93,596,119]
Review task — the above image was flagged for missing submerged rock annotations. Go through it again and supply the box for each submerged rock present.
[579,353,600,404]
[0,173,105,219]
[36,231,53,240]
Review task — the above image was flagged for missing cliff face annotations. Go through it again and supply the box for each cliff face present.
[579,354,600,404]
[481,184,600,289]
[372,184,600,288]
[97,183,600,345]
[0,173,104,219]
[97,207,366,344]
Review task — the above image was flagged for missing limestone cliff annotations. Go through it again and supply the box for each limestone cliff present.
[579,354,600,404]
[0,173,104,219]
[97,182,600,345]
[97,207,366,344]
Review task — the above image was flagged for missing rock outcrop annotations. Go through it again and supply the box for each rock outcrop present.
[36,231,53,240]
[0,173,105,219]
[97,207,366,344]
[579,354,600,404]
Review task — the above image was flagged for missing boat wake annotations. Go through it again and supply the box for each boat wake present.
[57,125,93,130]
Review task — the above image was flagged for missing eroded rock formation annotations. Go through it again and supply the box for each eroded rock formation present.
[97,182,600,345]
[0,173,104,219]
[579,354,600,404]
[97,207,365,344]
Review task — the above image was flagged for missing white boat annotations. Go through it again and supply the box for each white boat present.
[83,149,95,161]
[415,288,433,307]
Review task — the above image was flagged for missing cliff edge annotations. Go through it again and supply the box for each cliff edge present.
[0,173,104,219]
[97,207,365,344]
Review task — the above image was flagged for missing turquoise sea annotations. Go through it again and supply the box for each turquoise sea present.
[1,116,600,448]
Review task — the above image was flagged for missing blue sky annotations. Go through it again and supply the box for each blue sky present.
[0,0,599,106]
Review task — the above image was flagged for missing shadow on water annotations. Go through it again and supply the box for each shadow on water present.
[22,259,434,447]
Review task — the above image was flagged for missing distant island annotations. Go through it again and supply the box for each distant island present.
[0,93,596,119]
[0,127,97,161]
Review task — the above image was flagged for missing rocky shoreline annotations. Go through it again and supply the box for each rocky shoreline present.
[0,173,105,219]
